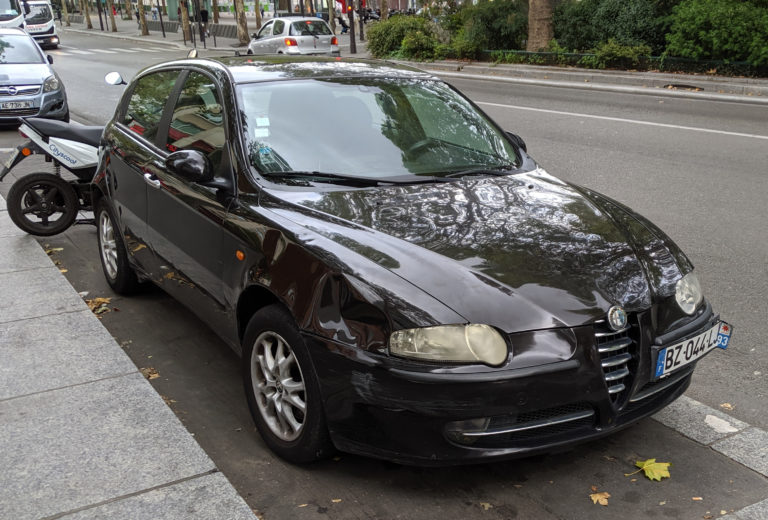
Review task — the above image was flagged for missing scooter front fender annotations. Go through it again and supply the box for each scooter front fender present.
[0,140,44,181]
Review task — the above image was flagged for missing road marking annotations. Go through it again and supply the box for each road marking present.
[477,101,768,141]
[0,148,15,153]
[67,49,94,55]
[89,49,118,54]
[111,48,138,52]
[131,47,158,52]
[149,47,173,51]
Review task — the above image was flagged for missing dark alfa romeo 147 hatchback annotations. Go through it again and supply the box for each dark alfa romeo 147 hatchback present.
[94,56,732,465]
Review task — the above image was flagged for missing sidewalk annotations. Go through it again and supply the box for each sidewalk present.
[0,197,256,518]
[57,12,768,105]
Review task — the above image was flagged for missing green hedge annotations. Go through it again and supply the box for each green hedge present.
[366,16,434,58]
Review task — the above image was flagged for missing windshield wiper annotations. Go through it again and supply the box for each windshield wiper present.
[261,170,390,187]
[444,165,518,179]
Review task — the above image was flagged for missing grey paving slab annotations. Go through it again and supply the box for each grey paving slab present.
[0,372,216,520]
[0,310,136,400]
[0,234,54,274]
[0,194,6,210]
[0,207,24,237]
[713,427,768,477]
[653,395,749,445]
[731,498,768,520]
[59,472,256,520]
[0,266,85,324]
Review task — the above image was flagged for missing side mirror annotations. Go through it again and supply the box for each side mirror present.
[104,71,126,85]
[251,32,258,39]
[47,55,53,64]
[165,150,214,184]
[505,131,527,153]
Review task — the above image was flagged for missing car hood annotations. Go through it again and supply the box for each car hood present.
[266,169,690,332]
[0,63,52,85]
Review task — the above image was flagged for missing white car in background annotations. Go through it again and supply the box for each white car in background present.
[247,16,339,56]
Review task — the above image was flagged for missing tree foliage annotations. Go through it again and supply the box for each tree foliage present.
[366,16,433,58]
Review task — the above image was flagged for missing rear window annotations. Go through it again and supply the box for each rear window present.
[0,35,43,64]
[289,20,331,36]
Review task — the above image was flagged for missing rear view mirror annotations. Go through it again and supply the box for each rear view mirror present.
[104,71,126,85]
[165,150,214,184]
[251,32,258,39]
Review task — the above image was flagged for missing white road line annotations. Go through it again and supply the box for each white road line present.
[0,148,16,153]
[67,49,94,55]
[477,101,768,141]
[89,49,118,54]
[149,47,173,51]
[131,47,158,52]
[111,48,138,52]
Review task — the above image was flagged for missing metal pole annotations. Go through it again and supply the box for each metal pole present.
[156,0,166,36]
[96,0,104,30]
[357,0,363,41]
[192,0,205,48]
[347,3,355,53]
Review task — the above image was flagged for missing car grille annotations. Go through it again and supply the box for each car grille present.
[594,316,638,406]
[0,85,42,96]
[0,107,38,116]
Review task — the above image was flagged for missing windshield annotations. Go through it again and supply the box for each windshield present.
[25,4,53,24]
[0,0,21,21]
[237,78,519,181]
[0,34,44,64]
[289,20,332,36]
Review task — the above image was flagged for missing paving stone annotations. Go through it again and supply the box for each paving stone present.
[731,498,768,520]
[0,207,24,237]
[0,234,54,274]
[59,473,257,520]
[0,372,215,520]
[713,428,768,477]
[0,310,136,400]
[653,395,749,445]
[0,194,6,210]
[0,266,85,324]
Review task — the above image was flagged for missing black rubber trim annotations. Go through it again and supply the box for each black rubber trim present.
[654,301,714,346]
[388,359,580,384]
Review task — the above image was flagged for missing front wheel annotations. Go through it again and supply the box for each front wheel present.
[242,304,333,463]
[7,173,78,236]
[96,199,141,294]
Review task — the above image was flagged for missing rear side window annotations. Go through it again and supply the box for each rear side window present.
[122,70,179,141]
[273,20,284,34]
[289,20,331,36]
[166,72,225,164]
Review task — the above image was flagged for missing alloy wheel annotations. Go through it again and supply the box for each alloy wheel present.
[98,210,118,280]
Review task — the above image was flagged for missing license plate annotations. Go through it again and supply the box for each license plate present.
[1,101,32,110]
[654,321,732,379]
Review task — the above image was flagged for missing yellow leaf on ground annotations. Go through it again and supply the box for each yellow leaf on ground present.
[45,247,63,255]
[692,497,703,501]
[720,403,734,411]
[479,502,493,510]
[589,492,610,506]
[625,459,671,481]
[297,504,308,508]
[140,367,159,380]
[331,499,342,503]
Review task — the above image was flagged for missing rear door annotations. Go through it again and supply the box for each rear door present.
[289,19,333,54]
[103,69,181,272]
[250,20,274,54]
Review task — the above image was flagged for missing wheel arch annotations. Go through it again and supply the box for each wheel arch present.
[236,284,283,344]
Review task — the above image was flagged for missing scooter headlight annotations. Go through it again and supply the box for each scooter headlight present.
[43,75,60,93]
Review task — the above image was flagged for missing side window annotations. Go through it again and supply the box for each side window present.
[258,22,273,38]
[166,72,225,167]
[273,20,284,34]
[122,70,179,141]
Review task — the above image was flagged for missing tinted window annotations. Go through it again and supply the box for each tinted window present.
[257,22,272,37]
[273,20,284,34]
[166,72,225,163]
[122,70,179,141]
[289,20,331,36]
[0,34,43,64]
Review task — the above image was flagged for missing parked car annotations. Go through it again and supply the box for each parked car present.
[247,16,339,56]
[0,27,67,123]
[97,56,732,465]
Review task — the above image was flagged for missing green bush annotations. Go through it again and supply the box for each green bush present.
[665,0,768,66]
[579,39,652,69]
[366,16,433,58]
[400,31,437,60]
[452,0,527,58]
[450,26,483,59]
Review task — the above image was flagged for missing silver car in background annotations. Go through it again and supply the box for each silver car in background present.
[0,28,67,124]
[247,16,339,56]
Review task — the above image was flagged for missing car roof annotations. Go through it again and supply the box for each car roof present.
[273,16,329,22]
[142,56,434,84]
[0,28,29,36]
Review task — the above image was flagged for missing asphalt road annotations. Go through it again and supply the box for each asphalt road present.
[2,31,767,520]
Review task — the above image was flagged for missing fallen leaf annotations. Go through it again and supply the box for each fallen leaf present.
[479,502,493,510]
[331,498,342,503]
[704,515,714,519]
[59,269,68,273]
[720,511,727,515]
[591,485,598,492]
[589,492,610,506]
[45,247,63,255]
[719,403,734,411]
[625,459,671,481]
[297,504,308,508]
[603,455,617,462]
[140,367,159,380]
[659,501,666,505]
[692,497,703,501]
[161,395,177,405]
[631,478,637,482]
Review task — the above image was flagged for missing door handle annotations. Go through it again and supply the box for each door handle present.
[143,173,162,189]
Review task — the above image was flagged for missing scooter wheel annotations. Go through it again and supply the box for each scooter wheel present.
[7,173,79,236]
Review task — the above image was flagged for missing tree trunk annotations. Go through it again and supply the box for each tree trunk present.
[61,0,70,26]
[124,0,131,19]
[527,0,554,52]
[181,1,192,40]
[254,1,262,30]
[139,1,149,35]
[106,0,117,31]
[380,0,387,21]
[212,0,219,23]
[82,0,93,29]
[328,1,335,34]
[233,0,249,45]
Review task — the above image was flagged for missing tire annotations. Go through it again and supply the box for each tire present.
[7,173,78,236]
[96,199,141,294]
[242,304,333,463]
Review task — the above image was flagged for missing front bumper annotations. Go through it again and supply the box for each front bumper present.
[32,34,60,47]
[0,89,68,122]
[305,302,720,465]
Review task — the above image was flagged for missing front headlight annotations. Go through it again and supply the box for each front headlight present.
[43,75,60,93]
[675,272,703,315]
[389,324,508,366]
